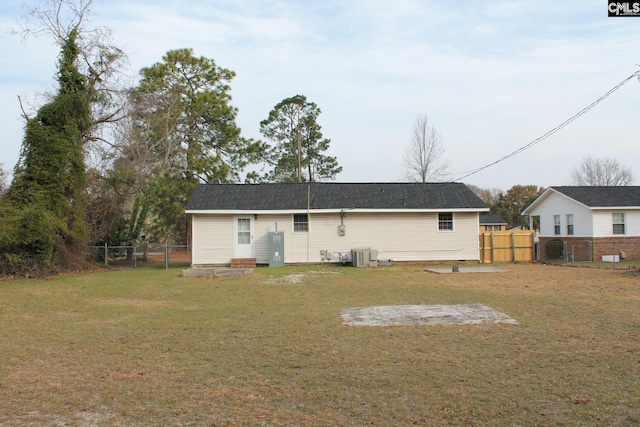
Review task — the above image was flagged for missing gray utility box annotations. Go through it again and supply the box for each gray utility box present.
[269,231,285,267]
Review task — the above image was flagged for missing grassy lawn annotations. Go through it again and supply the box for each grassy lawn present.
[1,263,639,426]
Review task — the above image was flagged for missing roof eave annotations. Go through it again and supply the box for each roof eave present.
[186,207,489,214]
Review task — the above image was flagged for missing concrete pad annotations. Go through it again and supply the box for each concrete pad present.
[426,267,510,274]
[341,304,518,326]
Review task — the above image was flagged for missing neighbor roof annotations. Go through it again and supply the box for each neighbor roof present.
[551,186,640,207]
[186,182,488,212]
[522,186,640,214]
[479,214,507,224]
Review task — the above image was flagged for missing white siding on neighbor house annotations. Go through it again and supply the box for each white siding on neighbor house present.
[193,211,481,265]
[592,210,640,237]
[526,192,593,237]
[191,214,234,265]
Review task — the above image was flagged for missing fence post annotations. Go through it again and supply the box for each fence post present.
[165,243,169,269]
[134,246,137,268]
[490,233,495,264]
[104,243,108,268]
[571,245,575,264]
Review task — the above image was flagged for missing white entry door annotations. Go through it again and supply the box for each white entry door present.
[234,216,254,258]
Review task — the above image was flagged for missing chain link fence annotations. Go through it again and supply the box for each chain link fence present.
[88,244,191,269]
[537,238,640,268]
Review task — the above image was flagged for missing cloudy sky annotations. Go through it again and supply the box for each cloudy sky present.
[1,0,638,191]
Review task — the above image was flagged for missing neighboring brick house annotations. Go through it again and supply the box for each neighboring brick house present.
[185,182,488,266]
[521,186,640,261]
[479,214,508,232]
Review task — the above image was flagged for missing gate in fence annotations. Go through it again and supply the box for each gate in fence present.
[480,230,535,263]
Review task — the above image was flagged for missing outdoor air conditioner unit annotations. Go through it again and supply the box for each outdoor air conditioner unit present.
[351,248,378,267]
[351,248,370,267]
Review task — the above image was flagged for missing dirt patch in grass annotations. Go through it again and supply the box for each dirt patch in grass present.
[263,270,341,285]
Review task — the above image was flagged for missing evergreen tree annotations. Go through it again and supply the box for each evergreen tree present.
[0,28,91,273]
[259,95,341,182]
[118,49,264,242]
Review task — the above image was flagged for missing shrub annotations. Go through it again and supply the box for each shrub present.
[545,239,564,259]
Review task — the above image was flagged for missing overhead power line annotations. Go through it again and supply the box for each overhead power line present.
[453,69,640,182]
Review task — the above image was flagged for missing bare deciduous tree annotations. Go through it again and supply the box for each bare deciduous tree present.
[568,156,633,186]
[466,184,503,206]
[402,114,449,182]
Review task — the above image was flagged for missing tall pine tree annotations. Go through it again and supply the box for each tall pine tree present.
[0,28,91,273]
[259,95,341,183]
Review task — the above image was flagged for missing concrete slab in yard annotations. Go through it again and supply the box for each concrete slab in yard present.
[341,304,518,326]
[426,267,510,274]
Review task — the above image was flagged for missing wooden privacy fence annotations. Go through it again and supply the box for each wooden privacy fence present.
[480,230,535,263]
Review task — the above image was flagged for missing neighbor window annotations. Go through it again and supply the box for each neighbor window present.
[438,213,454,231]
[553,215,561,235]
[566,214,574,236]
[612,213,625,235]
[293,213,309,232]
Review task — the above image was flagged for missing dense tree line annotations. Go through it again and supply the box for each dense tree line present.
[0,1,340,276]
[467,184,544,229]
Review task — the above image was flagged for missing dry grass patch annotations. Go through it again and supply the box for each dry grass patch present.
[0,263,639,426]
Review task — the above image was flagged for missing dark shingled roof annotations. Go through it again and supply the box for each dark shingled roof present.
[479,214,507,224]
[186,182,487,211]
[552,186,640,207]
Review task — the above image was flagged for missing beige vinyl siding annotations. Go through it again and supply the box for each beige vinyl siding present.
[192,211,481,265]
[275,212,480,263]
[191,214,234,265]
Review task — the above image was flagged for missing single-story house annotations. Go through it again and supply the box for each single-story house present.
[185,182,489,266]
[521,186,640,261]
[479,214,508,232]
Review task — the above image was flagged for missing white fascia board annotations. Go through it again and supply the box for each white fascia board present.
[590,206,640,210]
[186,208,489,214]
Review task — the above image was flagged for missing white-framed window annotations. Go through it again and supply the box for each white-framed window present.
[237,218,251,244]
[566,214,574,236]
[293,213,309,232]
[438,212,454,231]
[553,215,561,235]
[612,213,625,235]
